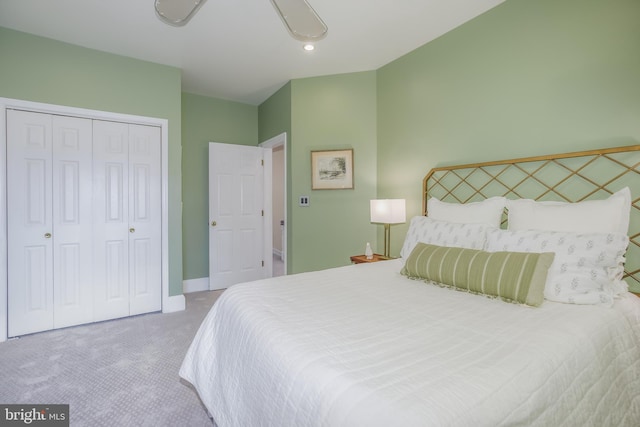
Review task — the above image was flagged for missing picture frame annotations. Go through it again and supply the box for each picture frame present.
[311,149,354,190]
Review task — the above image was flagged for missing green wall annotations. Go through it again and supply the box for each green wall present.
[181,92,258,280]
[289,72,378,272]
[259,0,640,267]
[258,82,292,143]
[0,27,185,296]
[258,82,292,270]
[260,74,379,273]
[377,0,640,251]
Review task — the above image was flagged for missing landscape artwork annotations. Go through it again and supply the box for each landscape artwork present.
[311,149,354,190]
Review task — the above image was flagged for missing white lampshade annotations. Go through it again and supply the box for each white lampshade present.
[370,199,406,224]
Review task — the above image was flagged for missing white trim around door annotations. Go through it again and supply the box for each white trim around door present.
[260,132,287,276]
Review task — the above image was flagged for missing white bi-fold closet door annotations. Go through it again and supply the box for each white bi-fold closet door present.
[7,109,161,337]
[92,120,162,322]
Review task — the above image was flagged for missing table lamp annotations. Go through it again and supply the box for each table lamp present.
[370,199,406,258]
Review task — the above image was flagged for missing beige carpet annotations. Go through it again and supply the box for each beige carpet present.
[0,290,223,427]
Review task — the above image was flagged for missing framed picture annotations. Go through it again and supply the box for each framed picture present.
[311,149,354,190]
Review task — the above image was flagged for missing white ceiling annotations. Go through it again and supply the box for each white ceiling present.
[0,0,505,105]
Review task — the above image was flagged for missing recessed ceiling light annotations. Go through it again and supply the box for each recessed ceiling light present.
[303,44,315,51]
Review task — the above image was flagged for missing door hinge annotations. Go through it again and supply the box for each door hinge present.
[261,210,264,216]
[261,159,264,166]
[262,260,265,267]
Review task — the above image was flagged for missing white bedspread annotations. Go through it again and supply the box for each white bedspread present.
[180,260,640,427]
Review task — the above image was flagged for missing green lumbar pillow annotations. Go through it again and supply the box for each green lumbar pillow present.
[401,243,554,307]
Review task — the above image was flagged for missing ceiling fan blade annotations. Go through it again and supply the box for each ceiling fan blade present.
[271,0,328,42]
[155,0,207,27]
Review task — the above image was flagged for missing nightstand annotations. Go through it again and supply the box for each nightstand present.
[350,254,391,264]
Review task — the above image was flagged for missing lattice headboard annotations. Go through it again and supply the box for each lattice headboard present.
[423,145,640,293]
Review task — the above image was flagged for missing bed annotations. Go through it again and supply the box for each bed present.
[180,145,640,427]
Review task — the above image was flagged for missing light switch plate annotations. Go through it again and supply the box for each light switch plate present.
[299,195,310,207]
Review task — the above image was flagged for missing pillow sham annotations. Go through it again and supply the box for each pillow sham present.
[427,196,506,228]
[506,187,631,234]
[485,229,629,306]
[401,243,554,307]
[400,216,490,259]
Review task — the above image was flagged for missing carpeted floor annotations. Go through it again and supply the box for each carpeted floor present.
[0,290,223,427]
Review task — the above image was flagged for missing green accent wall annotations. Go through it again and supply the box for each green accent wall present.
[377,0,640,251]
[258,82,292,270]
[290,72,378,272]
[259,72,379,273]
[258,82,291,143]
[0,27,184,296]
[181,92,258,280]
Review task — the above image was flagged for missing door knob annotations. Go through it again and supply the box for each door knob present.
[44,233,52,238]
[211,221,217,227]
[129,228,135,233]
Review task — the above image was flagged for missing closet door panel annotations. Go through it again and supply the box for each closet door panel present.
[52,115,93,328]
[93,120,130,321]
[128,124,162,315]
[6,109,164,337]
[7,110,54,336]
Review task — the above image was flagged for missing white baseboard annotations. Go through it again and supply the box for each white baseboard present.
[162,294,185,313]
[183,277,209,294]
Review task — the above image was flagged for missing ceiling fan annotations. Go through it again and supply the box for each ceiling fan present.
[154,0,328,43]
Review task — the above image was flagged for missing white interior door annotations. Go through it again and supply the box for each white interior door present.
[209,142,267,289]
[7,110,54,336]
[52,115,94,329]
[7,110,94,335]
[93,121,162,320]
[92,120,130,321]
[128,124,162,315]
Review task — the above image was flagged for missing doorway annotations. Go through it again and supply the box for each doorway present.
[260,133,287,277]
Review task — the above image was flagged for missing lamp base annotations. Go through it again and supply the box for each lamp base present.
[383,223,391,258]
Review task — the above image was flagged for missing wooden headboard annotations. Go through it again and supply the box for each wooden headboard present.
[423,145,640,292]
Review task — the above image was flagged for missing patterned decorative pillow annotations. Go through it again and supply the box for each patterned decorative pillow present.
[485,229,630,306]
[400,216,490,259]
[401,243,554,307]
[427,196,506,228]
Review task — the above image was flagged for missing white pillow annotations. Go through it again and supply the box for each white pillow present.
[400,216,490,259]
[485,228,629,306]
[506,187,631,234]
[427,196,506,228]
